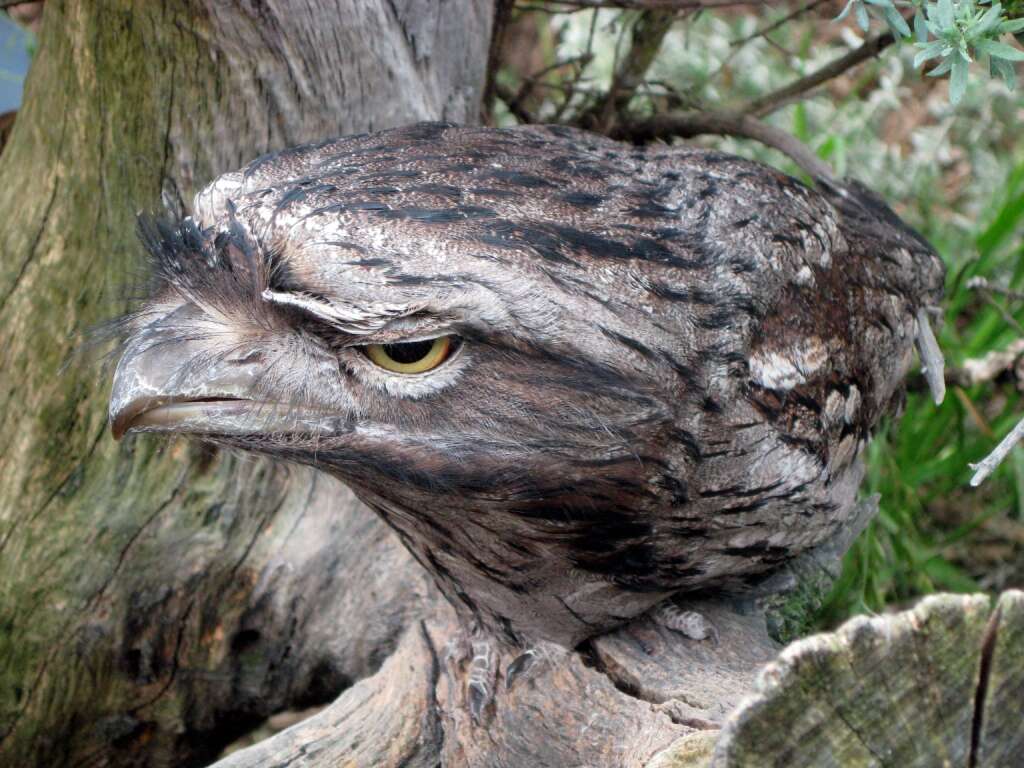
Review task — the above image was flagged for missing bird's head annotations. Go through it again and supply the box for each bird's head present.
[109,205,678,506]
[109,126,720,628]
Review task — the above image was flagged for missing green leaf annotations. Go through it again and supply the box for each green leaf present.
[835,0,857,22]
[991,54,1019,87]
[884,6,912,36]
[915,39,947,65]
[921,556,978,592]
[856,1,871,30]
[976,185,1024,255]
[937,0,955,29]
[975,2,1004,35]
[818,134,850,176]
[792,102,810,142]
[1012,446,1024,520]
[928,55,955,75]
[976,38,1024,60]
[997,18,1024,33]
[949,53,969,102]
[915,9,930,41]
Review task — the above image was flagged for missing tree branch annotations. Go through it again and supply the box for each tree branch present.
[495,82,539,124]
[959,339,1024,388]
[610,110,834,180]
[731,0,830,47]
[968,276,1024,304]
[744,28,898,117]
[482,0,517,125]
[971,415,1024,486]
[578,9,678,132]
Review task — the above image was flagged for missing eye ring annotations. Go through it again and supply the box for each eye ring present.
[363,336,457,374]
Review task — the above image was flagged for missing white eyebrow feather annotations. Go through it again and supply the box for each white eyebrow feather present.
[261,289,415,335]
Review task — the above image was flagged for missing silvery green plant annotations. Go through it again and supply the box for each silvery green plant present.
[837,0,913,36]
[838,0,1024,104]
[915,0,1024,102]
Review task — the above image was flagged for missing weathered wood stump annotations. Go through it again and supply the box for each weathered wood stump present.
[210,591,1024,768]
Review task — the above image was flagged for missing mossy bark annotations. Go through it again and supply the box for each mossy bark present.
[0,2,493,765]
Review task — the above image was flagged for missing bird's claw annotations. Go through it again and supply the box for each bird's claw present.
[446,634,498,726]
[505,648,540,691]
[467,640,494,725]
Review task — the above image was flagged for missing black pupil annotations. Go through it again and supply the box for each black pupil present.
[383,339,435,364]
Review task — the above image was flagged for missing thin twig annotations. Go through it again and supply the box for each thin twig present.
[482,0,518,124]
[710,1,829,84]
[610,110,834,180]
[971,414,1024,487]
[743,28,897,117]
[525,53,596,85]
[495,82,538,123]
[762,35,798,59]
[973,283,1024,337]
[507,54,594,123]
[731,0,830,47]
[967,276,1024,303]
[579,9,678,131]
[554,10,602,121]
[915,308,946,406]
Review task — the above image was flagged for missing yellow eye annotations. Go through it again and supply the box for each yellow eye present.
[363,336,455,374]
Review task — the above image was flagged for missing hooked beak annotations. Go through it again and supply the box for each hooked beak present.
[109,322,334,440]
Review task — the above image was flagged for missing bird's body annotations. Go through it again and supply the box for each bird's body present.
[110,123,943,648]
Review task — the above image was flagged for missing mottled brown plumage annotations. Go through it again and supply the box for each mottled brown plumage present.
[109,122,944,650]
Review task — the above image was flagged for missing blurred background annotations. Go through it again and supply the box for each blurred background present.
[0,12,30,144]
[0,13,29,108]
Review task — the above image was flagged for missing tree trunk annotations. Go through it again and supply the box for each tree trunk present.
[0,2,493,765]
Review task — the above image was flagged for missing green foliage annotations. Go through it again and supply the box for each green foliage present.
[915,0,1024,102]
[837,0,912,37]
[836,0,1024,104]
